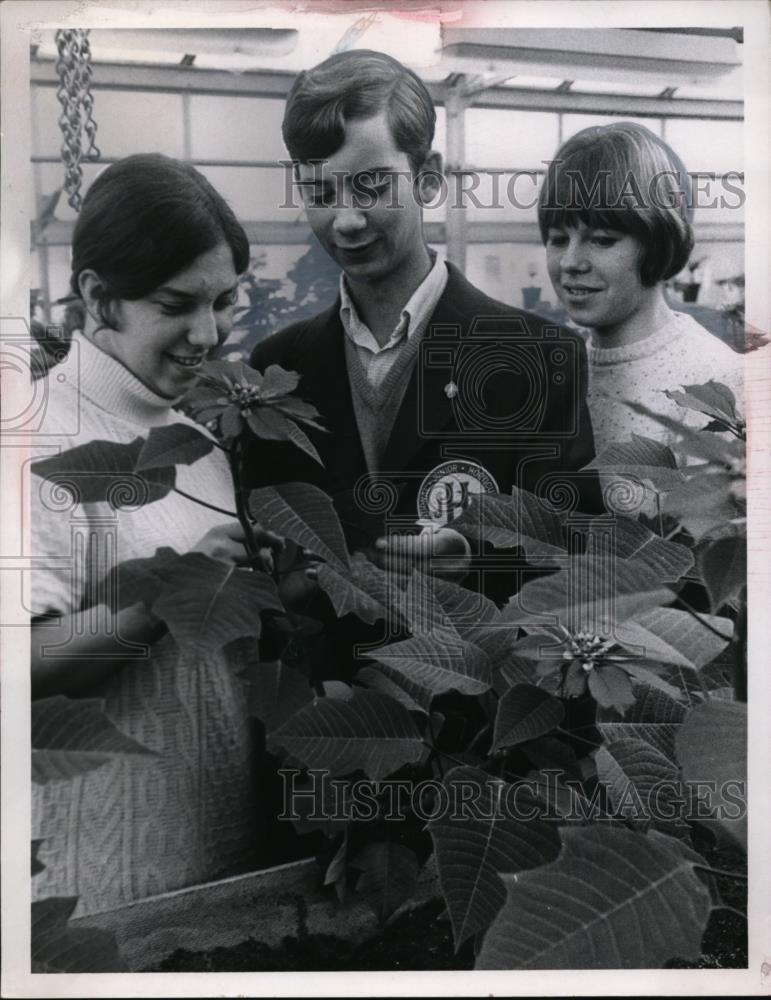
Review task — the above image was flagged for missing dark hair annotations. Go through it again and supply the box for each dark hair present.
[538,122,694,286]
[70,154,250,321]
[282,50,436,174]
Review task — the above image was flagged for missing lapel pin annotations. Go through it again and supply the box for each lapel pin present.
[444,381,458,399]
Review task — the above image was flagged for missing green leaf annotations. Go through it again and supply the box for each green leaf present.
[258,363,302,399]
[662,471,744,540]
[475,827,712,969]
[31,437,175,506]
[576,516,693,582]
[242,660,313,732]
[492,685,564,751]
[452,489,567,564]
[614,607,733,670]
[597,684,687,762]
[595,739,685,833]
[675,700,746,849]
[428,765,561,949]
[267,689,424,781]
[249,482,350,572]
[104,546,178,611]
[316,554,388,624]
[270,394,327,431]
[585,434,685,491]
[32,896,127,972]
[324,831,349,903]
[501,557,673,631]
[351,842,419,925]
[664,380,738,425]
[246,406,323,465]
[697,536,746,611]
[152,554,283,655]
[587,664,635,711]
[623,400,745,467]
[32,696,157,785]
[520,735,583,781]
[368,633,492,711]
[135,422,215,472]
[356,666,428,714]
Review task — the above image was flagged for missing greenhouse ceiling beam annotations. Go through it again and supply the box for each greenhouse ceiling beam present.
[30,59,743,120]
[34,219,744,247]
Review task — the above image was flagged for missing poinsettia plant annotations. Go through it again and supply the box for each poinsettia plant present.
[30,378,749,971]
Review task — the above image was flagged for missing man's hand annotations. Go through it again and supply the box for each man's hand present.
[364,525,471,580]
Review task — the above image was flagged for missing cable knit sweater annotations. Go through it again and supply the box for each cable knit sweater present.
[31,333,259,915]
[586,310,745,455]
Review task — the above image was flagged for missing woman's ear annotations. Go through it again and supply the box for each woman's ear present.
[416,150,444,206]
[77,270,117,330]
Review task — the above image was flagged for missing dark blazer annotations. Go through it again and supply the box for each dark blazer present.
[247,261,599,552]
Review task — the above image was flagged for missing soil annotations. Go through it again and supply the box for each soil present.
[153,897,475,972]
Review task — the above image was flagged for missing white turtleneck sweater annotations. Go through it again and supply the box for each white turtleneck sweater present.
[586,310,745,455]
[31,333,260,915]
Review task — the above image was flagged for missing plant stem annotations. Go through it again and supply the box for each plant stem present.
[693,865,747,882]
[677,595,734,642]
[229,438,260,562]
[172,486,236,518]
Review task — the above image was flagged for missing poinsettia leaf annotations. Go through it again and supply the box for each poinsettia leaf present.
[475,826,712,969]
[135,422,215,472]
[662,472,744,540]
[152,554,283,655]
[618,661,687,702]
[428,765,561,949]
[267,689,424,781]
[597,685,687,762]
[595,739,686,834]
[520,735,583,781]
[493,652,538,693]
[269,394,326,429]
[258,363,301,399]
[324,832,349,902]
[31,437,175,506]
[614,607,732,670]
[356,666,428,714]
[248,482,350,572]
[676,700,746,849]
[697,535,746,611]
[576,516,693,582]
[664,380,738,424]
[492,685,564,751]
[368,633,492,710]
[32,696,157,784]
[587,664,635,710]
[32,896,127,972]
[501,556,673,631]
[526,769,596,822]
[452,489,567,564]
[560,661,588,699]
[246,406,323,465]
[351,842,419,925]
[584,434,685,491]
[242,660,313,732]
[623,400,745,467]
[316,556,388,625]
[103,546,179,611]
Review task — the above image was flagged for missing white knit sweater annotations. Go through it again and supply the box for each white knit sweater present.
[31,333,259,914]
[586,310,745,455]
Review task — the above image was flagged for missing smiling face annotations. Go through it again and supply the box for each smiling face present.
[296,112,436,288]
[545,222,661,341]
[86,243,238,399]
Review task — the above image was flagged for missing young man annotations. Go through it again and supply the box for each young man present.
[248,49,599,588]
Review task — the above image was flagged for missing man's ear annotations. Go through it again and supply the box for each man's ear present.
[416,150,443,206]
[77,270,117,329]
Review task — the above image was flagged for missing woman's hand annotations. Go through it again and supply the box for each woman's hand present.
[190,520,284,573]
[364,525,472,580]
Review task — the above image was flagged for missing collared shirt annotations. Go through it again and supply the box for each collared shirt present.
[339,253,449,389]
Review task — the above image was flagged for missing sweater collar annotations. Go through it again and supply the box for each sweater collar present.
[67,331,181,426]
[586,312,684,366]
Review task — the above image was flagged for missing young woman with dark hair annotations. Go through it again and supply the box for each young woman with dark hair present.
[539,122,743,454]
[31,154,281,913]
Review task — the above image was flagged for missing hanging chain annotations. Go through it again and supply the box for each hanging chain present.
[55,29,100,212]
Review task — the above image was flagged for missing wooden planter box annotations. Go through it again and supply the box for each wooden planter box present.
[70,856,440,971]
